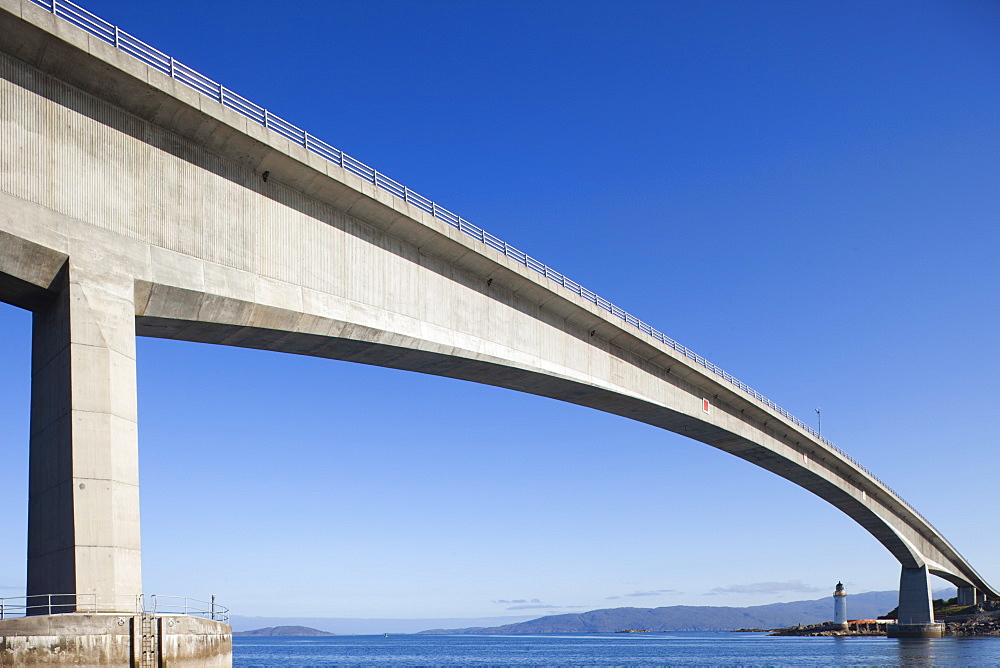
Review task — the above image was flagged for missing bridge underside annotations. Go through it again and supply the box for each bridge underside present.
[1,231,994,608]
[2,248,993,634]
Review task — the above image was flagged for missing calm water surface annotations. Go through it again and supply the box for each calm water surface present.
[233,632,1000,667]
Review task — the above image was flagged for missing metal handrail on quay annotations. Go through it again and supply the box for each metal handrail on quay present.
[149,594,229,623]
[0,593,143,618]
[0,593,228,623]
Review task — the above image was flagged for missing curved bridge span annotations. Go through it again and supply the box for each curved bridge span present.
[0,0,994,632]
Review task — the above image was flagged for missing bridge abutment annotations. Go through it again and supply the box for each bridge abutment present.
[27,264,141,612]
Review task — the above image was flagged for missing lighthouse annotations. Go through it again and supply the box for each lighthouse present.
[833,582,848,630]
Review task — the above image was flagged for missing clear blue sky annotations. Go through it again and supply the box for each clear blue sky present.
[1,0,998,620]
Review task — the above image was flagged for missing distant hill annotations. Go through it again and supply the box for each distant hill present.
[229,615,538,635]
[234,626,335,636]
[420,590,906,634]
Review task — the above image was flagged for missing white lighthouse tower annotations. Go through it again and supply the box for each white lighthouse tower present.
[833,582,848,630]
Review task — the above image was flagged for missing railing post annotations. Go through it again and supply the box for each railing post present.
[169,56,175,79]
[114,25,119,49]
[211,594,216,621]
[51,0,57,15]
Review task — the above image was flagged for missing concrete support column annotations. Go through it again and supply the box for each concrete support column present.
[27,263,140,613]
[888,565,944,637]
[897,566,935,624]
[958,585,978,607]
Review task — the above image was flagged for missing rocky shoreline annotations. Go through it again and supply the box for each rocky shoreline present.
[768,622,882,637]
[765,598,1000,637]
[767,611,1000,637]
[943,614,1000,637]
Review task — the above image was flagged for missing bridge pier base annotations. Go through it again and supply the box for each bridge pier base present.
[888,565,944,638]
[0,614,231,666]
[888,623,945,638]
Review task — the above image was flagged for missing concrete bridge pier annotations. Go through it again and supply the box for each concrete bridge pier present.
[888,565,944,638]
[960,587,987,606]
[27,261,142,612]
[0,258,232,666]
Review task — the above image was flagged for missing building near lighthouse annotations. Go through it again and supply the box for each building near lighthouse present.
[833,582,848,629]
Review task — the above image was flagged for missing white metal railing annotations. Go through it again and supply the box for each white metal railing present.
[0,593,143,618]
[25,0,931,526]
[148,595,229,624]
[0,593,227,623]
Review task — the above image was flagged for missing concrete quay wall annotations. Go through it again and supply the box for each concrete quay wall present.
[0,614,231,667]
[158,616,233,668]
[0,0,994,604]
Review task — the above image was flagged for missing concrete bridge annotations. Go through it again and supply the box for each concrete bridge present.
[0,0,994,658]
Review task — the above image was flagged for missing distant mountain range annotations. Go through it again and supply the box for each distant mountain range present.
[228,615,538,635]
[419,590,914,634]
[234,626,334,636]
[227,589,955,635]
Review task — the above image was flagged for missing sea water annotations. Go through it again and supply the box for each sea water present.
[233,632,1000,667]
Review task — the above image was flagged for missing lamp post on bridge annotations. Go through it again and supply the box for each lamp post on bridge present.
[816,407,822,436]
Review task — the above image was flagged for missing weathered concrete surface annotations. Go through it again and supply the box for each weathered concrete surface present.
[159,616,232,668]
[0,614,230,666]
[0,0,995,633]
[888,622,945,639]
[0,614,130,666]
